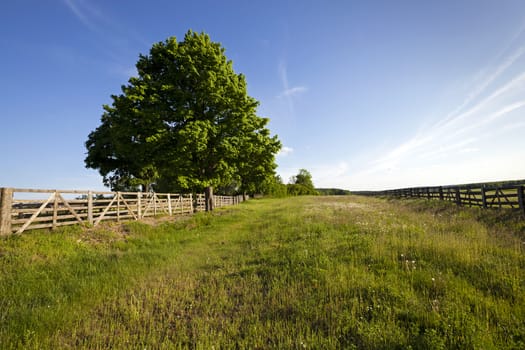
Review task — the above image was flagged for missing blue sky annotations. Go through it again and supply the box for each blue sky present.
[1,0,525,191]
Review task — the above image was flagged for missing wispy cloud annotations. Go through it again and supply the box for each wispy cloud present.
[502,120,525,131]
[278,60,307,116]
[438,46,525,127]
[279,86,308,98]
[353,42,525,190]
[62,0,107,34]
[435,71,525,132]
[61,0,147,78]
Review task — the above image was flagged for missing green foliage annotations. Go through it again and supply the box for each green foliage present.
[85,30,280,193]
[1,197,524,348]
[292,168,315,188]
[288,168,318,195]
[259,175,288,197]
[317,188,352,195]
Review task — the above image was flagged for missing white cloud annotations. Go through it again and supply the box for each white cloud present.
[277,146,294,157]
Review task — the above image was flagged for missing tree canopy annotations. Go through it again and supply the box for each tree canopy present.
[287,169,318,195]
[85,31,281,207]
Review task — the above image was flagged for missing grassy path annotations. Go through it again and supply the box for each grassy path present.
[1,196,524,349]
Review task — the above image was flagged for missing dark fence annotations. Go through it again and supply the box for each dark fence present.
[354,180,525,216]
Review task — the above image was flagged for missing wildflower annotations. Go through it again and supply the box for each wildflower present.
[431,299,440,312]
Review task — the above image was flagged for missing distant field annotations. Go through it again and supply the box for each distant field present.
[1,196,524,349]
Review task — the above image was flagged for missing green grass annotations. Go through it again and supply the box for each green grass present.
[1,196,524,349]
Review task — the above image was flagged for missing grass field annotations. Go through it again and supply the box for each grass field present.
[1,196,524,349]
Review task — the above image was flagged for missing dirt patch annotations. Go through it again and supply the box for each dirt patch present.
[139,214,191,226]
[77,215,190,245]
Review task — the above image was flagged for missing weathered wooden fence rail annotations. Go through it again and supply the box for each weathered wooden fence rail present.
[355,181,525,216]
[0,188,247,235]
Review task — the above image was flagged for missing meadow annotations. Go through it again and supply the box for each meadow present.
[0,196,524,349]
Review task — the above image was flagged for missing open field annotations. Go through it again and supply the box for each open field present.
[1,196,524,349]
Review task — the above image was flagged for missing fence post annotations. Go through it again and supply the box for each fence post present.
[518,186,525,216]
[439,187,444,201]
[455,187,462,206]
[87,191,93,225]
[153,193,157,216]
[0,188,13,236]
[481,186,487,209]
[117,192,121,222]
[137,192,142,219]
[53,190,58,230]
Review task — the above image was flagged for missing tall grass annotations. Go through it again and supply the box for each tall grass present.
[0,196,523,349]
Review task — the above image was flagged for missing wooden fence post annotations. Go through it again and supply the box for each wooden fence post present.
[117,192,121,222]
[455,187,462,206]
[137,192,142,219]
[481,186,487,209]
[0,188,13,235]
[205,187,214,211]
[167,193,172,216]
[53,190,59,230]
[518,186,525,216]
[87,191,93,225]
[153,193,157,216]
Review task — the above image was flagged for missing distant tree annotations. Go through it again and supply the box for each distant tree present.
[294,169,315,188]
[85,30,281,210]
[287,169,318,195]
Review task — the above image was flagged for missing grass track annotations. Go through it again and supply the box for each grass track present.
[1,196,524,349]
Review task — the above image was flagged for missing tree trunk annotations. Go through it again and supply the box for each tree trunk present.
[243,191,247,202]
[205,186,214,211]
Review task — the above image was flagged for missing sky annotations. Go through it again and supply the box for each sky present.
[1,0,525,192]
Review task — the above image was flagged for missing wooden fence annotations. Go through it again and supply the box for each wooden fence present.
[355,182,525,215]
[0,188,247,235]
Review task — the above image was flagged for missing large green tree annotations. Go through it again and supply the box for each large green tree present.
[85,31,281,210]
